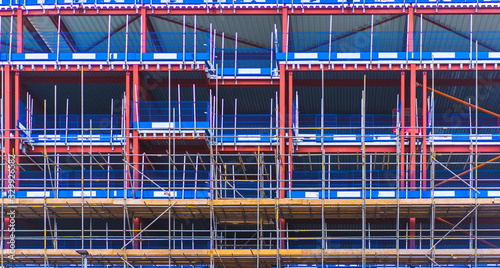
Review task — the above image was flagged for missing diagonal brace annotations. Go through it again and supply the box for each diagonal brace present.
[430,205,478,250]
[431,156,479,193]
[120,202,176,250]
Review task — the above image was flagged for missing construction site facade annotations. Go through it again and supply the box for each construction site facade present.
[1,0,500,267]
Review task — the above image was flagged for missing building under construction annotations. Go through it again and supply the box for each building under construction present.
[1,0,500,267]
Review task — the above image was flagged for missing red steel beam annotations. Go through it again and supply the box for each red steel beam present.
[19,77,500,87]
[434,145,500,153]
[15,64,203,72]
[30,146,123,154]
[13,7,500,16]
[295,146,397,153]
[49,15,78,53]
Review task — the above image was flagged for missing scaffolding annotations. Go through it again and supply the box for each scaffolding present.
[1,4,500,268]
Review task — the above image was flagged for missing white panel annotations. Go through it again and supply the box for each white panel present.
[72,53,96,59]
[238,68,261,74]
[38,135,61,141]
[431,52,455,59]
[238,135,261,141]
[113,190,118,197]
[153,191,177,197]
[337,191,361,198]
[25,53,49,60]
[432,135,452,140]
[77,135,100,141]
[151,122,174,128]
[333,135,357,141]
[375,135,394,140]
[304,192,320,198]
[470,134,492,140]
[26,191,50,197]
[337,53,361,59]
[378,52,398,59]
[73,191,97,197]
[378,191,395,198]
[294,53,318,59]
[298,134,316,140]
[487,191,500,197]
[153,53,178,60]
[488,52,500,58]
[434,191,455,197]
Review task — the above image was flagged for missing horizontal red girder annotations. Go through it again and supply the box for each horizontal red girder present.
[4,6,500,17]
[293,78,500,87]
[14,65,204,72]
[215,145,277,153]
[20,75,207,85]
[30,145,123,154]
[295,145,397,153]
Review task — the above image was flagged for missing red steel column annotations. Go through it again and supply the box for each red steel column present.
[409,66,417,189]
[278,7,289,250]
[399,72,406,190]
[3,66,12,250]
[14,72,20,188]
[407,8,417,250]
[16,10,23,53]
[287,71,293,189]
[125,71,132,191]
[3,66,12,188]
[132,65,140,190]
[407,7,414,53]
[422,71,428,189]
[140,7,147,54]
[133,217,142,249]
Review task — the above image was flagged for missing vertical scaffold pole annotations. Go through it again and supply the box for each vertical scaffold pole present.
[80,67,86,249]
[107,15,111,63]
[361,75,367,268]
[168,69,171,193]
[270,32,274,80]
[234,32,238,82]
[193,84,197,136]
[182,15,186,65]
[221,33,225,82]
[234,98,237,146]
[320,65,326,267]
[125,15,129,64]
[328,15,332,65]
[194,15,197,64]
[56,16,61,63]
[177,85,181,135]
[369,15,374,66]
